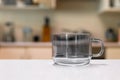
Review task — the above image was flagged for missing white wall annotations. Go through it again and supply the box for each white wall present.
[54,11,105,40]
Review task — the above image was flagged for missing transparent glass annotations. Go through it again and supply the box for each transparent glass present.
[52,33,104,66]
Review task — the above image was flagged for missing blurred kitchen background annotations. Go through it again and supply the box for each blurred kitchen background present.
[0,0,120,59]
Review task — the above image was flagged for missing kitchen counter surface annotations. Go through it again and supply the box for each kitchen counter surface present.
[0,60,120,80]
[0,42,120,47]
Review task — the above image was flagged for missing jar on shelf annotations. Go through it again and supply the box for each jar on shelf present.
[23,27,33,42]
[105,28,117,42]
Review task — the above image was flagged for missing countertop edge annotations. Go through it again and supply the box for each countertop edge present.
[0,42,52,47]
[0,42,120,47]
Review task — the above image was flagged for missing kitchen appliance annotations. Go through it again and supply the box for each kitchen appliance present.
[105,28,117,42]
[2,22,15,42]
[52,33,104,66]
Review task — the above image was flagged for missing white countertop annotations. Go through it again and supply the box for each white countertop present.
[0,60,120,80]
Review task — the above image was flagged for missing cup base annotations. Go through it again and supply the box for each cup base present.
[53,57,91,66]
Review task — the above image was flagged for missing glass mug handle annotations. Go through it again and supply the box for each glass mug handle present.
[91,38,104,57]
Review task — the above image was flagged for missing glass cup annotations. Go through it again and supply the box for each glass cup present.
[52,33,104,66]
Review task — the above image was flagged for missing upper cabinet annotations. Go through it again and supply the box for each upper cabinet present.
[56,0,99,11]
[38,0,56,9]
[100,0,120,13]
[0,0,110,12]
[0,0,56,10]
[1,0,119,13]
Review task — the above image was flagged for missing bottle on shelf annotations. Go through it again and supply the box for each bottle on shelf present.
[42,16,51,42]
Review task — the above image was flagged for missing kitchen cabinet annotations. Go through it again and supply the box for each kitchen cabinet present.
[99,0,110,13]
[1,42,120,59]
[40,0,56,9]
[0,47,25,59]
[57,0,99,10]
[106,47,120,59]
[100,0,120,13]
[33,0,56,9]
[0,0,56,10]
[26,47,52,59]
[0,46,52,59]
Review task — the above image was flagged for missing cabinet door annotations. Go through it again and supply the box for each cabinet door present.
[50,0,56,9]
[41,0,56,8]
[0,47,25,59]
[26,47,52,59]
[99,0,110,12]
[106,47,120,59]
[34,0,56,9]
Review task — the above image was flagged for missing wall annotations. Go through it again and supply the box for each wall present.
[0,10,54,32]
[54,11,105,40]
